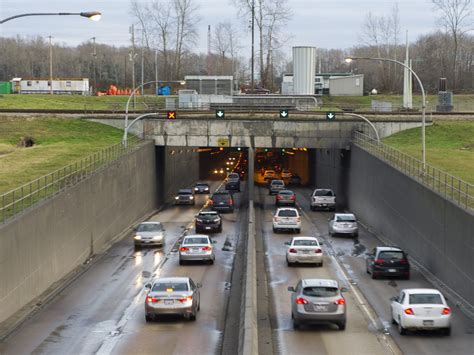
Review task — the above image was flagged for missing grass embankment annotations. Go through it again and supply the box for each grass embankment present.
[0,117,123,194]
[383,121,474,184]
[0,94,165,110]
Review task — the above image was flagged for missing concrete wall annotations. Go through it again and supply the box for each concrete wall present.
[0,142,158,325]
[312,146,474,309]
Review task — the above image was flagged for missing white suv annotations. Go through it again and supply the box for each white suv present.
[310,189,336,211]
[272,207,301,234]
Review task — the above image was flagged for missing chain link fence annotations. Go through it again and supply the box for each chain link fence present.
[352,131,473,210]
[0,136,144,225]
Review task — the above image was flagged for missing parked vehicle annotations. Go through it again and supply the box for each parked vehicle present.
[269,179,285,195]
[273,207,301,233]
[179,234,215,265]
[133,222,166,249]
[210,191,234,213]
[286,236,323,267]
[194,182,210,194]
[288,279,347,330]
[175,189,195,205]
[144,277,201,322]
[225,173,241,192]
[195,211,222,233]
[390,288,451,335]
[328,213,358,238]
[366,246,410,279]
[310,189,336,211]
[276,190,296,206]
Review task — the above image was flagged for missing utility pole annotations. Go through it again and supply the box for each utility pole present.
[155,49,159,94]
[207,25,211,75]
[91,37,97,94]
[141,28,144,95]
[48,35,53,95]
[251,0,255,91]
[129,24,136,108]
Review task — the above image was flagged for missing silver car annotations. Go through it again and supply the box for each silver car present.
[276,190,296,206]
[288,279,347,330]
[328,213,359,238]
[179,234,216,265]
[269,179,285,195]
[144,277,201,322]
[285,236,323,267]
[133,222,166,249]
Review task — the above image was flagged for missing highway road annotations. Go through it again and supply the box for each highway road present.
[0,179,245,355]
[254,182,474,355]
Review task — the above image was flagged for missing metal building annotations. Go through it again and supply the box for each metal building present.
[329,75,364,96]
[11,78,89,95]
[292,47,316,95]
[184,75,233,95]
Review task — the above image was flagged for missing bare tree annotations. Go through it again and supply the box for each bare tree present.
[212,22,241,76]
[149,0,174,80]
[432,0,473,88]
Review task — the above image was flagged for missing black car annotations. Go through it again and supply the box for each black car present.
[195,211,222,233]
[366,246,410,279]
[210,191,234,213]
[194,182,210,194]
[225,173,241,192]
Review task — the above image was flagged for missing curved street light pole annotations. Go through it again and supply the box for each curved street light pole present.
[0,11,102,24]
[343,113,380,142]
[345,56,426,171]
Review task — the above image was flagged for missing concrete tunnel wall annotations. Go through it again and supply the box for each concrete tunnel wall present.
[312,146,474,309]
[0,142,200,326]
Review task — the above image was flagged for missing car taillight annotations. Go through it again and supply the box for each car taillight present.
[404,308,414,315]
[399,259,409,264]
[314,248,321,253]
[276,195,282,200]
[295,297,308,305]
[180,247,189,252]
[335,298,345,305]
[375,259,384,265]
[291,196,296,200]
[229,199,233,205]
[289,248,297,253]
[442,307,451,315]
[296,217,301,222]
[179,296,193,303]
[147,296,158,303]
[209,200,213,205]
[202,246,212,251]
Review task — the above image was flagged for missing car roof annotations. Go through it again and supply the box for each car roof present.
[315,188,333,191]
[178,189,193,193]
[154,277,189,284]
[301,279,339,288]
[195,182,209,185]
[377,246,403,252]
[228,173,239,176]
[278,190,294,194]
[335,213,356,218]
[402,288,443,295]
[184,234,210,238]
[292,236,318,241]
[198,211,218,215]
[140,221,162,225]
[213,191,230,195]
[265,170,275,173]
[276,207,298,212]
[271,179,284,183]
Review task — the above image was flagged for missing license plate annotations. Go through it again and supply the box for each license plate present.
[205,226,211,230]
[302,250,310,254]
[164,300,173,305]
[219,202,224,205]
[389,269,397,272]
[423,320,434,326]
[315,305,327,311]
[322,204,327,206]
[191,248,199,252]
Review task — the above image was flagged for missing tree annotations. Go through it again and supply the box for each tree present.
[432,0,473,89]
[212,22,241,76]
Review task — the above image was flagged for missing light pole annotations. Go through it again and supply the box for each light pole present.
[345,56,426,171]
[251,0,255,91]
[48,36,53,95]
[0,11,101,24]
[91,37,97,94]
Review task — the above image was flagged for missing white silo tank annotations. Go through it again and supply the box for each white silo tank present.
[293,46,316,94]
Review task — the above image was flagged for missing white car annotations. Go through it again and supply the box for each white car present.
[285,236,323,267]
[390,288,451,335]
[272,207,301,233]
[310,189,336,211]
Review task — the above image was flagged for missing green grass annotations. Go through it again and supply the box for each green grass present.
[0,94,166,110]
[383,120,474,184]
[0,117,124,194]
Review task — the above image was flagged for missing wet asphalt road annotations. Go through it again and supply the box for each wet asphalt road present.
[0,180,244,355]
[257,182,474,355]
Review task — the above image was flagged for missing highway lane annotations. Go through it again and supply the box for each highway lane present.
[0,180,245,355]
[293,186,474,355]
[255,185,398,355]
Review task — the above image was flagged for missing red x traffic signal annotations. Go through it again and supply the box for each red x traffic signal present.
[167,111,176,119]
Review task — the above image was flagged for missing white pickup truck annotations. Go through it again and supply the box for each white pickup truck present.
[310,189,336,211]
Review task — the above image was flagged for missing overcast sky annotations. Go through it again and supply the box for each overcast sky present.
[1,0,439,56]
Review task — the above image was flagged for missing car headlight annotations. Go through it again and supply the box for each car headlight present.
[152,234,163,240]
[190,196,194,200]
[205,187,209,190]
[175,196,179,200]
[195,188,199,191]
[196,218,203,223]
[213,218,220,223]
[134,235,142,240]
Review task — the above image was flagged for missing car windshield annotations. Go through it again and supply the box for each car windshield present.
[315,190,334,196]
[379,251,404,260]
[228,174,239,179]
[213,194,230,202]
[178,190,192,195]
[183,237,209,245]
[279,191,293,195]
[303,286,338,297]
[278,210,298,217]
[293,239,318,246]
[265,171,275,175]
[272,181,284,186]
[196,183,208,187]
[153,282,188,292]
[409,293,443,305]
[198,213,218,219]
[137,223,162,232]
[336,215,355,222]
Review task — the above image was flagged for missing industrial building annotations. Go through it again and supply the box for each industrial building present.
[184,75,233,95]
[11,78,90,95]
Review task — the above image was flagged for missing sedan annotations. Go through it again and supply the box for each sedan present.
[179,234,215,265]
[276,190,296,206]
[144,277,201,322]
[195,211,222,233]
[194,182,210,194]
[390,288,451,335]
[288,279,347,330]
[328,213,358,237]
[133,222,166,249]
[286,236,323,267]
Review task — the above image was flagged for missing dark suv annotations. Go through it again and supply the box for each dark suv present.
[225,173,241,192]
[366,246,410,280]
[195,211,222,233]
[210,191,234,213]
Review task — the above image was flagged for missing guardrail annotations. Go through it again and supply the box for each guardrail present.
[352,131,473,210]
[0,136,144,225]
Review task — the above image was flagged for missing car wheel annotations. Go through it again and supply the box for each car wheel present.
[145,314,153,322]
[134,244,141,251]
[366,265,370,274]
[293,320,300,330]
[190,312,197,321]
[218,226,223,233]
[337,322,346,331]
[443,327,451,336]
[287,259,292,267]
[310,206,314,211]
[371,272,377,280]
[296,229,301,234]
[198,302,201,311]
[391,316,397,325]
[398,318,407,335]
[403,273,410,280]
[179,259,184,266]
[318,262,323,267]
[273,227,277,233]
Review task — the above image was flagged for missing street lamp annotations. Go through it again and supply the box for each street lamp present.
[345,56,426,171]
[0,11,101,24]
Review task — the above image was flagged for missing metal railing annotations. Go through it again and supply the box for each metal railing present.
[0,135,144,225]
[352,131,473,210]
